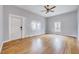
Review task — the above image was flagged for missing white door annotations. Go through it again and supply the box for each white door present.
[9,14,24,40]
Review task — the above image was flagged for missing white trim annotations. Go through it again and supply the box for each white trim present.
[3,33,77,44]
[0,43,3,53]
[3,36,28,43]
[9,14,26,41]
[3,33,45,43]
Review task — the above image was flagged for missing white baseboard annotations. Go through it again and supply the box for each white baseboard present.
[3,36,28,43]
[0,43,3,53]
[3,34,45,43]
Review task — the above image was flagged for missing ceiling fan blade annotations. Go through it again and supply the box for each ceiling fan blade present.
[45,10,49,14]
[50,6,56,9]
[41,10,46,12]
[44,6,48,9]
[45,12,48,14]
[50,10,54,12]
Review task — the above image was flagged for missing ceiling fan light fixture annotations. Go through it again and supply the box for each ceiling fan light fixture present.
[42,5,56,14]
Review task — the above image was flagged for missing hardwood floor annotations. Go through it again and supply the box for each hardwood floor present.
[1,34,79,54]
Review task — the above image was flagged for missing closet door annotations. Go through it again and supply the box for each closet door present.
[9,14,24,40]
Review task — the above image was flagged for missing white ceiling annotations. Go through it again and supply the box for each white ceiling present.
[16,5,78,17]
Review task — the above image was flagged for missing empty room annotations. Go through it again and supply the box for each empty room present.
[0,5,79,54]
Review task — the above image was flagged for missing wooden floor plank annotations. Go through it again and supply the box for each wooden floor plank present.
[1,34,78,54]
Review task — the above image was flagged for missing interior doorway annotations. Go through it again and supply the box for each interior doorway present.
[9,14,25,41]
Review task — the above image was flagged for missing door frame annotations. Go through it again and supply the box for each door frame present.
[7,14,25,42]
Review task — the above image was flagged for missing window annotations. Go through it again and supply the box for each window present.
[31,21,41,30]
[54,22,61,32]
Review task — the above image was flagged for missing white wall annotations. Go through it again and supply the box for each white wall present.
[77,7,79,40]
[3,5,78,42]
[0,6,3,43]
[3,5,46,41]
[46,11,77,37]
[0,5,3,52]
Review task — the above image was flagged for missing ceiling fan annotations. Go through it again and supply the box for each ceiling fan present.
[42,5,56,14]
